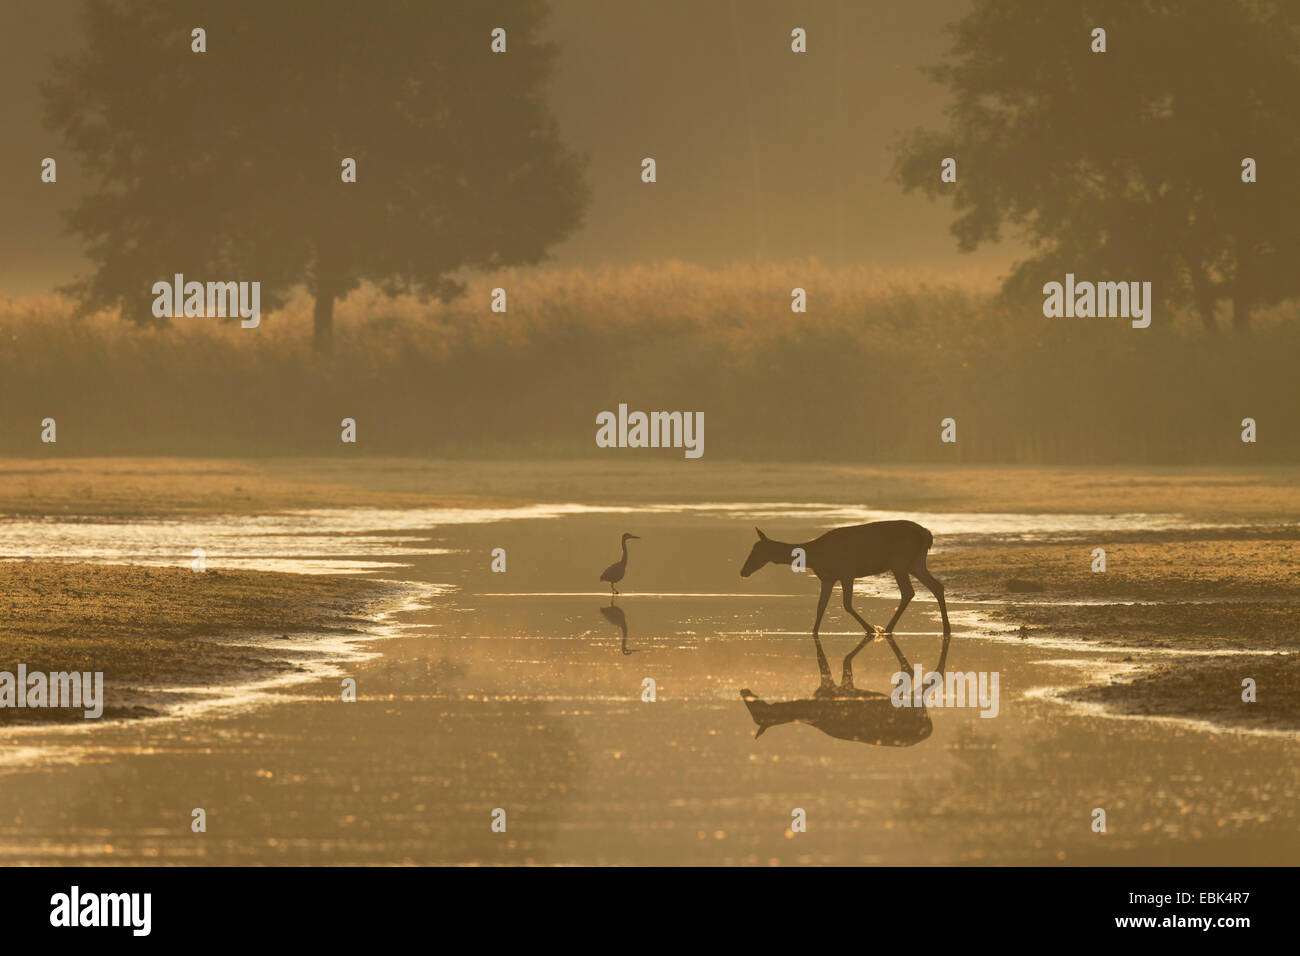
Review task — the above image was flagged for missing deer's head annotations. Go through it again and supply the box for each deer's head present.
[740,527,786,577]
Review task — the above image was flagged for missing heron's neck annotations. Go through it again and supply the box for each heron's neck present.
[621,540,630,559]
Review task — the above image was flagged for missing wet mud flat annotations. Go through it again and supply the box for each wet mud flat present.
[938,529,1300,731]
[0,561,396,725]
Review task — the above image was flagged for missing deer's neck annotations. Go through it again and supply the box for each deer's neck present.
[774,539,811,567]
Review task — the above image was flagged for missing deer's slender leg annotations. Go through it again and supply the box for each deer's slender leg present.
[811,578,834,686]
[934,630,952,678]
[910,558,951,634]
[882,631,912,673]
[883,567,915,635]
[841,640,868,687]
[839,578,879,687]
[839,578,877,636]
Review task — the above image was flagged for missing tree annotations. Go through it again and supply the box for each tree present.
[43,0,587,353]
[892,0,1300,332]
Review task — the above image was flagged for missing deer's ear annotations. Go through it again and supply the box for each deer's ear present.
[755,527,768,541]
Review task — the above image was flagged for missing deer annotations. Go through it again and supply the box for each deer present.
[740,630,952,747]
[739,521,950,688]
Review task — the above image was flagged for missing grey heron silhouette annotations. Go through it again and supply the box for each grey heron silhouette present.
[600,532,639,595]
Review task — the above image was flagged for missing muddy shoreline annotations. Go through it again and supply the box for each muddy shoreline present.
[0,562,398,725]
[935,530,1300,731]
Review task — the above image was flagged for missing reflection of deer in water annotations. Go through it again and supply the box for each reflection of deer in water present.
[599,600,636,655]
[740,521,950,688]
[741,631,951,747]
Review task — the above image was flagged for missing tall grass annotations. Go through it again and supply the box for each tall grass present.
[1,259,1295,463]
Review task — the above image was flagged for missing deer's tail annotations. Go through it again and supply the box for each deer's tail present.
[922,526,934,552]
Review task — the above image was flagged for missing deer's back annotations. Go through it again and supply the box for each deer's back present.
[808,520,932,577]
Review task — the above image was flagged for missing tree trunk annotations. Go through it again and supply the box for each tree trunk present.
[313,288,335,355]
[1190,268,1218,334]
[1195,299,1218,333]
[1232,294,1251,333]
[313,239,337,355]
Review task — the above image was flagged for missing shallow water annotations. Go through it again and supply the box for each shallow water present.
[0,504,1295,864]
[0,504,1242,574]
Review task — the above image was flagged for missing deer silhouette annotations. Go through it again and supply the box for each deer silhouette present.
[740,630,952,747]
[740,521,950,687]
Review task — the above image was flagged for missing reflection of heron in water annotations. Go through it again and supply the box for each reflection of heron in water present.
[599,600,636,655]
[741,631,952,748]
[599,533,639,595]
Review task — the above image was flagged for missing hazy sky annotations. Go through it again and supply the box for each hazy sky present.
[0,0,1014,296]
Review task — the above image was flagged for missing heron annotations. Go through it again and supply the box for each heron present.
[600,533,640,595]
